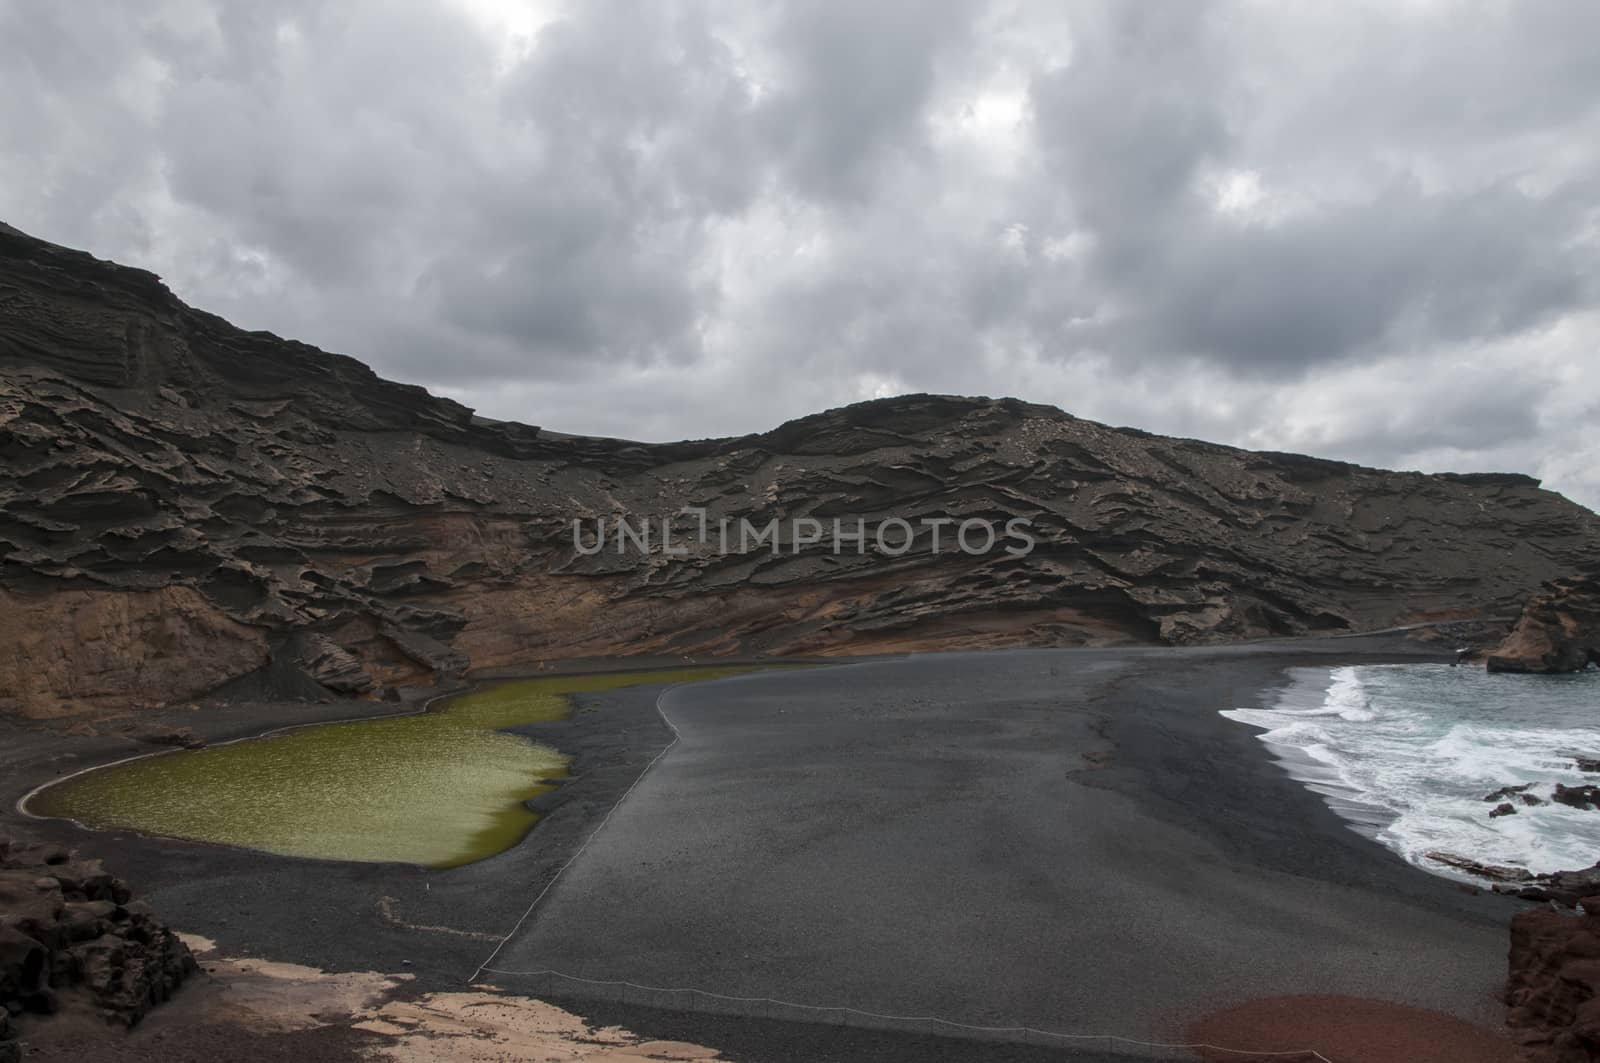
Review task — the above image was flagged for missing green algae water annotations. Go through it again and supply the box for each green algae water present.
[29,667,758,868]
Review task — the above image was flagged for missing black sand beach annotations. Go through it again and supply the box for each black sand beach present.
[1,637,1521,1060]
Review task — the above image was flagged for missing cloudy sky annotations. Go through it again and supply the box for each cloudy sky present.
[3,1,1597,507]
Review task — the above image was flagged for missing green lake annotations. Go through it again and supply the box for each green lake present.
[28,667,756,868]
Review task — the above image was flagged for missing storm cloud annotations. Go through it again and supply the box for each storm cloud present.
[2,0,1596,505]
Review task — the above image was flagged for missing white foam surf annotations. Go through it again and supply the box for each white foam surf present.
[1222,663,1600,878]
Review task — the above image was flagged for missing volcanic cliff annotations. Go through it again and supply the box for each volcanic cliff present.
[3,222,1599,718]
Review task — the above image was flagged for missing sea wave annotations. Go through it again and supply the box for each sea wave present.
[1222,663,1600,878]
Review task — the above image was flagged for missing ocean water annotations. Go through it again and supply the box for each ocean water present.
[1222,663,1600,878]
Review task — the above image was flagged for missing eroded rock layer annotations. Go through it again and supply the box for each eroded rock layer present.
[3,221,1600,716]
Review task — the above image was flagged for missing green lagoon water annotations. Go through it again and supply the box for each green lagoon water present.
[29,667,756,868]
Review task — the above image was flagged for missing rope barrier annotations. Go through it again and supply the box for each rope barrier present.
[476,964,1332,1061]
[466,680,694,982]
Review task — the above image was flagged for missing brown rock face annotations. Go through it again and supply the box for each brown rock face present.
[3,221,1600,716]
[0,586,270,718]
[1487,573,1600,674]
[1506,901,1600,1063]
[0,836,197,1039]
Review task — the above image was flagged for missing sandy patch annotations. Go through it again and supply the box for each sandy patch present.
[178,934,725,1062]
[179,934,408,1032]
[359,991,722,1062]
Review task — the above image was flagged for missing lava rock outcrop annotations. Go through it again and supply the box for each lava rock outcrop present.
[0,835,197,1050]
[1507,900,1600,1063]
[4,221,1600,717]
[1487,572,1600,674]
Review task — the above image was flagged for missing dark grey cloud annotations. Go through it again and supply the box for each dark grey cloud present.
[1136,179,1592,372]
[1025,3,1595,375]
[1029,2,1230,248]
[407,1,755,369]
[755,0,981,202]
[0,0,1596,506]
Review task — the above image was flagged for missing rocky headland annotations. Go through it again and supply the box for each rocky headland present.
[1487,571,1600,674]
[4,222,1598,718]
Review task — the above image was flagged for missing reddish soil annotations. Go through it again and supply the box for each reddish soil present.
[1185,994,1516,1063]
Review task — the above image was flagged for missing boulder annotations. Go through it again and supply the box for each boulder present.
[1484,783,1545,806]
[43,858,124,903]
[1502,863,1600,907]
[379,622,470,680]
[1487,573,1600,674]
[0,927,46,1006]
[285,632,376,695]
[1553,784,1600,811]
[0,869,66,951]
[1425,851,1534,883]
[129,726,206,750]
[62,901,117,943]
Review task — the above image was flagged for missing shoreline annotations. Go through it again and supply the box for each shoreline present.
[4,653,839,799]
[18,664,799,870]
[492,639,1514,1036]
[12,684,466,830]
[1222,663,1409,858]
[0,657,863,990]
[0,637,1530,1061]
[1224,659,1600,891]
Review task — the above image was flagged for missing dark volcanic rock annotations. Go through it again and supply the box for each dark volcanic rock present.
[1507,899,1600,1063]
[286,633,376,695]
[1487,573,1600,674]
[1433,848,1600,908]
[0,837,196,1039]
[1503,864,1600,908]
[0,926,47,1004]
[1484,785,1545,809]
[1426,851,1535,883]
[1491,802,1520,819]
[1552,785,1600,811]
[127,725,205,750]
[377,622,470,680]
[3,222,1600,716]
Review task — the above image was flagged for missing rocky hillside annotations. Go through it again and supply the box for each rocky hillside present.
[3,222,1599,717]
